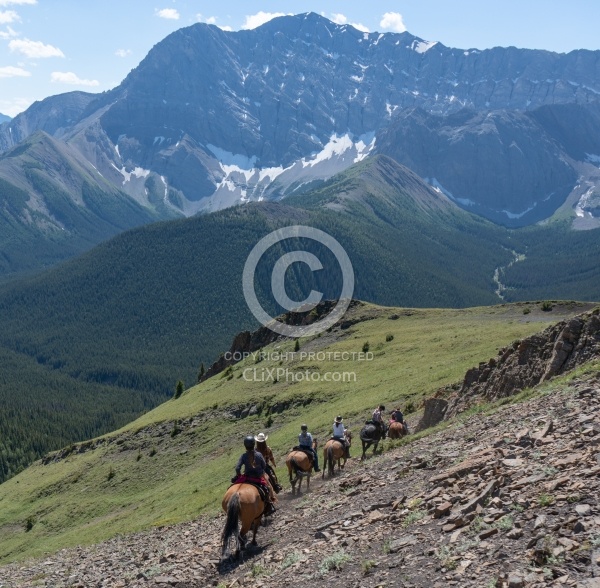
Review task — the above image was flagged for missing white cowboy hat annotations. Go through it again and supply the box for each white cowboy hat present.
[254,432,268,442]
[335,415,343,423]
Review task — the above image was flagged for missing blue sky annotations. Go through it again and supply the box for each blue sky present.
[1,0,599,117]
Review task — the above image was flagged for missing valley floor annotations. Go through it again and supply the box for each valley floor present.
[1,367,599,587]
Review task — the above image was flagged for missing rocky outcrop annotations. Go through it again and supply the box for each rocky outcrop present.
[201,299,365,381]
[445,308,600,418]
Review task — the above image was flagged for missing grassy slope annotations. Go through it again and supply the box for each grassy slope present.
[0,300,591,564]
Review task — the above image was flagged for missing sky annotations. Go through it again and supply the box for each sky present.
[1,0,599,118]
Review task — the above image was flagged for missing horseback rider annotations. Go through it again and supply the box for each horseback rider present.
[232,435,276,515]
[390,407,403,423]
[390,407,409,433]
[255,432,283,493]
[298,424,320,472]
[332,415,350,458]
[372,404,387,438]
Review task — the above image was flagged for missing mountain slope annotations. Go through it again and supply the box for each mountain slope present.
[0,132,167,278]
[0,155,599,485]
[0,300,592,564]
[0,155,516,481]
[2,364,599,586]
[1,13,600,234]
[377,106,582,226]
[0,113,10,124]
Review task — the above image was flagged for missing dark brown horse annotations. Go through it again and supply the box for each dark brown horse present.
[388,421,407,439]
[359,422,385,460]
[285,449,314,495]
[221,483,265,559]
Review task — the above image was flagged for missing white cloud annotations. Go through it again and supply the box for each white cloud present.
[0,0,36,5]
[329,12,369,33]
[115,48,131,58]
[156,8,179,20]
[196,13,217,25]
[0,24,17,38]
[219,25,233,32]
[380,12,406,33]
[9,38,64,58]
[50,71,99,87]
[0,9,19,23]
[0,65,30,77]
[331,13,348,25]
[242,11,287,30]
[0,96,33,117]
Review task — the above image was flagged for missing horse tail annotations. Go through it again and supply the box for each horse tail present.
[221,492,240,556]
[327,444,334,476]
[290,457,304,479]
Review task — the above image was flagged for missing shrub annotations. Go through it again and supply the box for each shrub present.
[294,339,300,352]
[107,466,115,481]
[361,560,377,574]
[362,341,370,353]
[24,516,36,532]
[385,334,394,342]
[541,301,553,312]
[319,550,351,574]
[538,493,555,507]
[523,307,531,315]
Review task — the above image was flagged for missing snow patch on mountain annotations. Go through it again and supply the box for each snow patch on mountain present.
[110,163,151,185]
[575,187,596,218]
[197,133,376,214]
[412,40,438,54]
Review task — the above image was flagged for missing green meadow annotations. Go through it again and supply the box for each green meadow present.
[0,300,591,564]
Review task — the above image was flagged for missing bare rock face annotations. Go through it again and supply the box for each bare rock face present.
[1,13,600,226]
[376,107,579,226]
[416,397,449,432]
[446,308,600,417]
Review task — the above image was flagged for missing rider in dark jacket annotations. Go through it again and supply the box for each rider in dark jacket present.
[233,435,275,514]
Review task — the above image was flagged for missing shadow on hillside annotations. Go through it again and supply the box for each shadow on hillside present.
[218,543,268,573]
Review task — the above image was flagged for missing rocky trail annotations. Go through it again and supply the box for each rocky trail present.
[1,371,599,588]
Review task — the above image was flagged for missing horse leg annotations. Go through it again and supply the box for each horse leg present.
[251,519,260,546]
[306,474,310,492]
[361,440,369,460]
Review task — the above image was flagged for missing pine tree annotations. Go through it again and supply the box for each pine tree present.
[174,380,184,399]
[197,362,205,383]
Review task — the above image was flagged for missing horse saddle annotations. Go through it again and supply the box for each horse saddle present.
[232,477,270,505]
[292,446,314,464]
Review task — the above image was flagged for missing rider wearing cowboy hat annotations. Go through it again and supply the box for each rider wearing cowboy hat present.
[332,415,350,458]
[298,424,320,472]
[254,432,282,493]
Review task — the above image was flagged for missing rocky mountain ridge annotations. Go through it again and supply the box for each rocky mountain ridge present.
[1,13,600,238]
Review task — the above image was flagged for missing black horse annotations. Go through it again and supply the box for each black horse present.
[359,422,386,460]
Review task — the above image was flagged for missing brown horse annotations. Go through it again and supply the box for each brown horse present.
[388,421,406,439]
[221,483,265,559]
[285,450,313,495]
[322,439,347,478]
